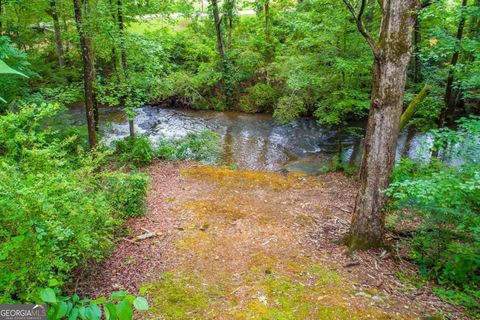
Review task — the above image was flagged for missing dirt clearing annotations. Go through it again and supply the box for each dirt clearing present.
[78,162,464,319]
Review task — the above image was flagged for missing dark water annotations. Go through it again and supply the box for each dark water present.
[69,105,432,172]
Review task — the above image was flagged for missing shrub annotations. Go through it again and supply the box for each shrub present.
[0,103,149,303]
[113,135,154,166]
[39,287,149,320]
[104,172,150,219]
[273,95,306,124]
[157,130,220,163]
[387,117,480,315]
[238,83,277,113]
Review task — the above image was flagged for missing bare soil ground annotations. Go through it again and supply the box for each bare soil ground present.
[78,161,466,319]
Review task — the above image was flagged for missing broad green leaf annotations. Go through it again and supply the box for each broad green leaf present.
[68,308,79,320]
[48,279,61,287]
[85,304,101,320]
[115,300,133,320]
[40,288,57,304]
[56,301,68,319]
[0,60,27,77]
[91,296,106,304]
[133,297,148,311]
[103,302,116,320]
[110,291,127,301]
[78,306,86,320]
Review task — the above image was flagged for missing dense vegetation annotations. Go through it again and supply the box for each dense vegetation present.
[0,103,149,302]
[389,117,480,314]
[0,0,479,317]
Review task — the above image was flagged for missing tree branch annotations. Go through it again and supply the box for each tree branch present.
[342,0,379,57]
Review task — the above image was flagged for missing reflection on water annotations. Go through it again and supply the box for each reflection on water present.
[69,105,432,172]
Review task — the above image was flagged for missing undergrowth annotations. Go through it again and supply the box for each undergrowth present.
[387,117,480,316]
[113,130,220,167]
[0,103,149,303]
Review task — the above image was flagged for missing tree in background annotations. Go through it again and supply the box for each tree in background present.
[47,0,65,68]
[73,0,96,148]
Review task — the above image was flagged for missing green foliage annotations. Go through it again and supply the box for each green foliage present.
[273,95,306,124]
[113,135,154,167]
[0,104,148,303]
[39,288,149,320]
[103,172,149,218]
[388,117,480,316]
[157,130,220,163]
[239,83,277,113]
[0,36,31,106]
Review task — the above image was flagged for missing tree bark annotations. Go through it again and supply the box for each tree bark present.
[412,18,421,83]
[210,0,232,106]
[438,0,468,128]
[73,0,96,148]
[49,0,65,68]
[265,0,272,63]
[116,0,134,137]
[211,0,227,67]
[0,0,3,35]
[344,0,418,248]
[117,0,127,79]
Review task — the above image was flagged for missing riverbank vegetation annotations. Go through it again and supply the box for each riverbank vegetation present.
[0,0,479,317]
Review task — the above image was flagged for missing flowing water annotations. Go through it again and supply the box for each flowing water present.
[69,105,431,173]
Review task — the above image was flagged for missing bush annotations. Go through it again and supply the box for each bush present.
[387,117,480,315]
[104,172,149,218]
[238,83,277,113]
[113,135,154,166]
[157,130,220,163]
[273,95,306,124]
[0,104,149,303]
[39,287,149,320]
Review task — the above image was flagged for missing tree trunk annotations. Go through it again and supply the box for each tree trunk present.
[439,0,467,128]
[73,0,96,148]
[0,0,3,35]
[211,0,226,67]
[117,0,127,79]
[49,0,65,68]
[116,0,134,137]
[347,0,417,248]
[129,119,135,137]
[224,0,235,50]
[265,0,272,63]
[210,0,232,106]
[412,18,421,83]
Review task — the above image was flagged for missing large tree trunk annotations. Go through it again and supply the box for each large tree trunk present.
[347,0,417,248]
[438,0,468,128]
[49,0,65,68]
[73,0,96,148]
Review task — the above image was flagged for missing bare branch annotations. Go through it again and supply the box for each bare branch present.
[342,0,379,57]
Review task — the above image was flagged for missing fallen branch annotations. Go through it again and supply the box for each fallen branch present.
[399,84,431,130]
[123,228,162,244]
